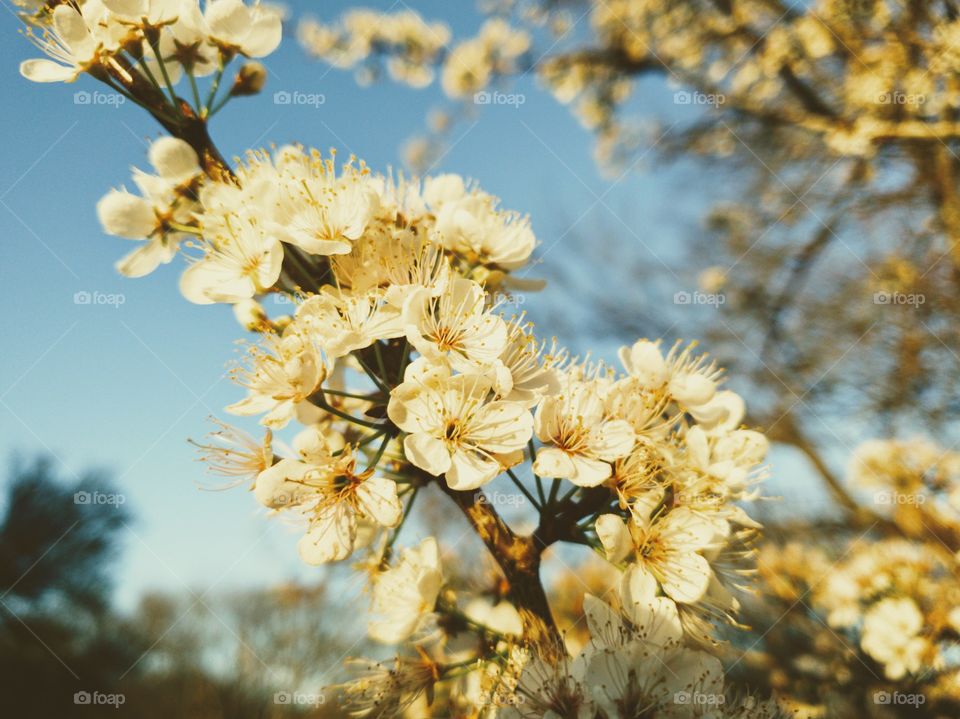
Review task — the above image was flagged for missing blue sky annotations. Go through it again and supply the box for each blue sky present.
[0,0,823,610]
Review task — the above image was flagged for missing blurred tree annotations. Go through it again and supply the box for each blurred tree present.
[0,455,140,717]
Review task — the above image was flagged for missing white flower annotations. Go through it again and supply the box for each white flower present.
[337,655,440,719]
[861,597,927,679]
[388,370,532,490]
[227,327,327,428]
[618,339,670,389]
[441,39,492,98]
[494,316,564,407]
[685,425,768,491]
[167,0,220,75]
[583,638,673,717]
[20,2,107,83]
[262,151,381,256]
[533,382,635,487]
[502,652,594,719]
[368,537,442,643]
[403,277,508,371]
[619,339,722,409]
[687,389,745,431]
[296,289,405,357]
[618,565,684,647]
[180,219,283,304]
[660,649,726,714]
[201,0,283,58]
[101,0,179,26]
[596,508,716,604]
[577,577,683,718]
[254,445,402,565]
[283,178,380,256]
[431,184,536,270]
[190,417,272,487]
[97,137,201,278]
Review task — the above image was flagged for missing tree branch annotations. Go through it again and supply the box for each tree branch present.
[435,481,564,654]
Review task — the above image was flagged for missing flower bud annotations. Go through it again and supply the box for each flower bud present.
[230,62,267,97]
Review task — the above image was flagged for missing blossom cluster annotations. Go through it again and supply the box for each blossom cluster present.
[752,436,960,713]
[339,570,789,718]
[20,0,280,85]
[297,9,451,88]
[499,576,788,719]
[14,4,781,716]
[298,11,530,100]
[90,133,772,717]
[177,143,768,708]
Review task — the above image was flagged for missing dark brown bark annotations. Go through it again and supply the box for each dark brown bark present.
[436,482,564,654]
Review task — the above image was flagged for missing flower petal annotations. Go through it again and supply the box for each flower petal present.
[403,433,451,476]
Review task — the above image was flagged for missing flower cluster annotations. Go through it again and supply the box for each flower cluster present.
[298,10,531,100]
[298,9,451,88]
[92,135,771,713]
[14,5,783,717]
[336,571,789,718]
[21,0,280,85]
[168,142,768,705]
[97,141,539,299]
[749,436,960,715]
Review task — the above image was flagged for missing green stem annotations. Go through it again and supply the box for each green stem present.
[134,53,165,95]
[558,484,579,505]
[321,387,382,401]
[149,37,179,107]
[367,431,392,470]
[395,339,410,384]
[354,429,387,450]
[208,92,233,118]
[204,64,225,116]
[385,487,418,552]
[506,468,541,510]
[534,475,547,507]
[188,69,202,113]
[311,391,384,430]
[547,478,562,507]
[355,354,391,394]
[373,342,389,384]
